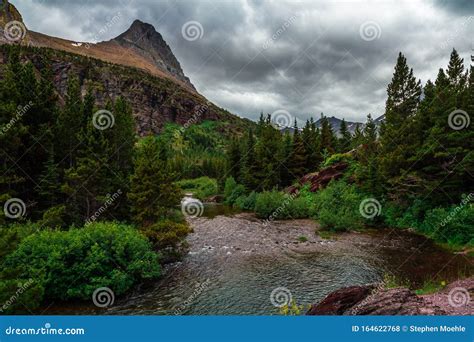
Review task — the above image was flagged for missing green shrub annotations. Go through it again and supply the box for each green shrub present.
[226,184,246,205]
[418,203,474,246]
[382,196,473,247]
[38,205,66,229]
[255,191,288,219]
[2,222,161,306]
[176,177,218,200]
[255,191,309,220]
[285,196,310,218]
[223,177,238,200]
[382,202,407,228]
[0,278,44,314]
[322,152,353,168]
[312,180,365,231]
[141,219,192,251]
[234,191,257,211]
[382,199,430,229]
[0,222,41,262]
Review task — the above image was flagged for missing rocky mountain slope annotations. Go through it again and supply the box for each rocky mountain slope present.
[0,0,252,135]
[112,19,194,90]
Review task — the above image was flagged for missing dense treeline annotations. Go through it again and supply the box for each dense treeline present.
[0,46,190,313]
[224,49,473,247]
[226,111,377,190]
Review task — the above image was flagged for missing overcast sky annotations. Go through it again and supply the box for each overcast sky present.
[13,0,474,123]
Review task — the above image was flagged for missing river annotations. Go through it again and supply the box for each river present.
[45,203,473,315]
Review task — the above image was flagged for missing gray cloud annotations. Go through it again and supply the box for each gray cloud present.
[13,0,474,123]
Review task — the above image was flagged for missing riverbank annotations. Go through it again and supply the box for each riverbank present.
[307,277,473,315]
[41,212,472,315]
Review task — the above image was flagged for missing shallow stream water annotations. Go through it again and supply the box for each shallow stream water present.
[45,203,473,315]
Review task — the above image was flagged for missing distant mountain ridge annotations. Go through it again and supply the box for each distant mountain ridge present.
[315,116,360,134]
[280,115,384,135]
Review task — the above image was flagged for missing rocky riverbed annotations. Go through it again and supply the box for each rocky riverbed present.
[44,208,473,315]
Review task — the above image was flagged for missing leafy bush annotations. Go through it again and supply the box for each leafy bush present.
[176,177,218,200]
[285,196,311,218]
[382,202,407,228]
[224,177,238,199]
[226,185,246,205]
[322,152,353,168]
[223,177,247,205]
[0,278,44,314]
[382,199,430,229]
[2,222,161,306]
[418,203,474,246]
[234,191,257,211]
[312,180,365,231]
[382,196,473,247]
[0,222,41,262]
[38,205,66,229]
[140,219,192,262]
[254,191,309,219]
[255,191,286,219]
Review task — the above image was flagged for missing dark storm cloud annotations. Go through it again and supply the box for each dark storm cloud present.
[433,0,474,15]
[13,0,474,123]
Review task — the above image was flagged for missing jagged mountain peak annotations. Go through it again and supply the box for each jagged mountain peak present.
[112,19,195,90]
[118,19,161,40]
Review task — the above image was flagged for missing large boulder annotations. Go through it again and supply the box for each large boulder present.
[306,285,374,315]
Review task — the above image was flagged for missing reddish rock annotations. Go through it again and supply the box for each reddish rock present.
[306,285,374,315]
[307,277,474,316]
[286,162,349,194]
